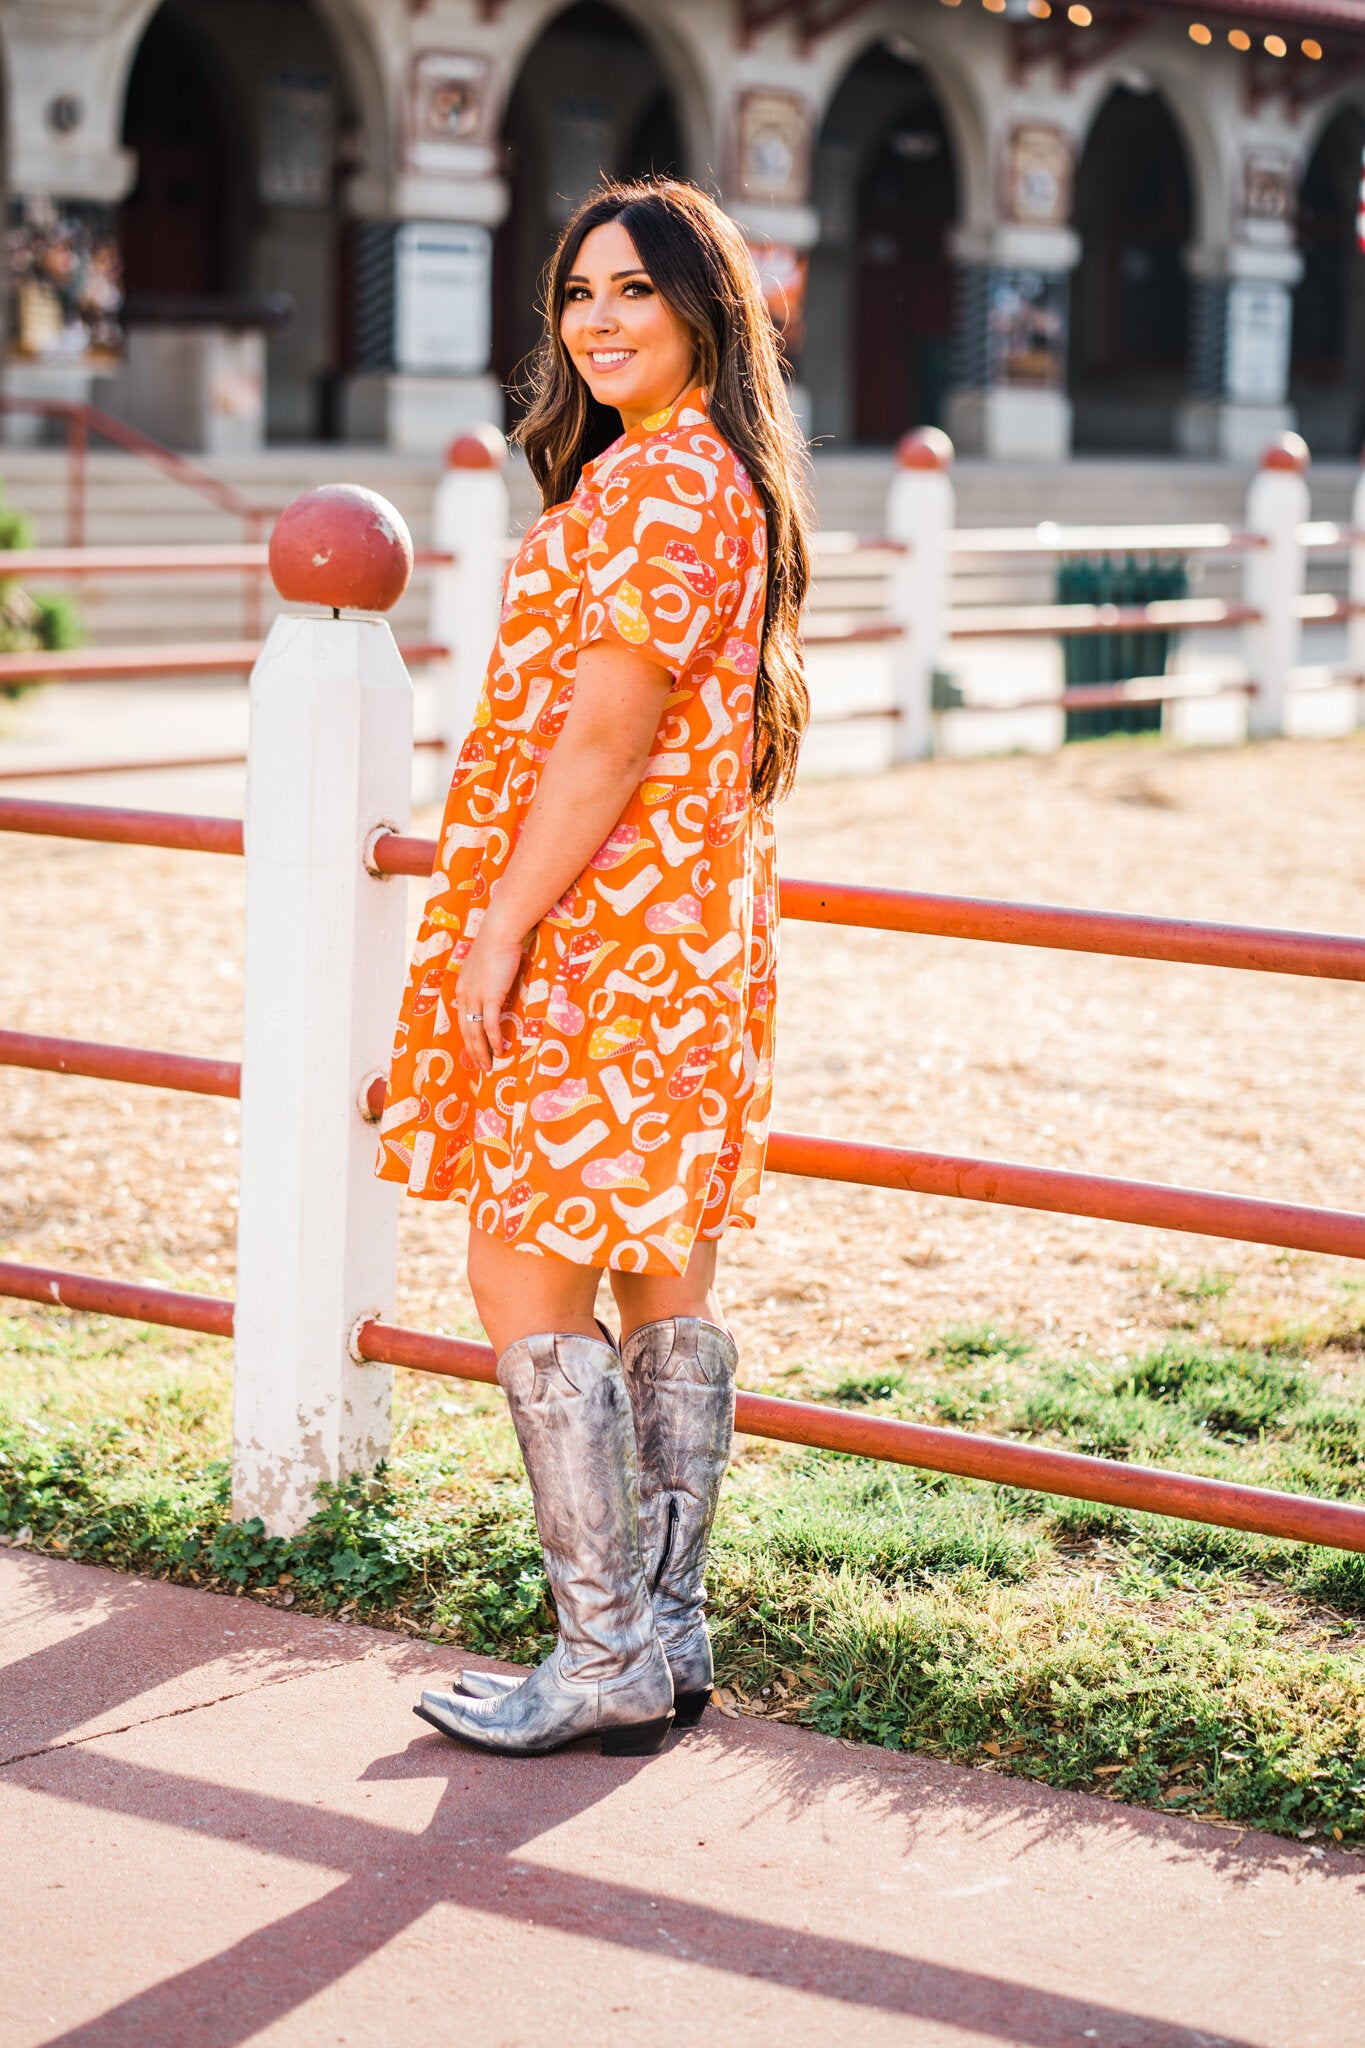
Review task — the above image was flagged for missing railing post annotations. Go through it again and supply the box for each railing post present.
[885,427,954,762]
[430,425,509,762]
[232,484,415,1537]
[1349,449,1365,727]
[1243,433,1310,740]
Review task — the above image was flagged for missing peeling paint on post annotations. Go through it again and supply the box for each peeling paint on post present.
[232,488,415,1536]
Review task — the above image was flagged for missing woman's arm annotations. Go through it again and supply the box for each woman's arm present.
[454,639,671,1072]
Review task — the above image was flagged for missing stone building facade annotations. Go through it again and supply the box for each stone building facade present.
[2,0,1362,460]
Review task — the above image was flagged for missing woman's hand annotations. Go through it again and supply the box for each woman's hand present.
[455,911,526,1074]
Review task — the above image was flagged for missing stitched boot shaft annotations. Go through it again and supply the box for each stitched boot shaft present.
[415,1332,673,1756]
[622,1317,737,1698]
[497,1330,660,1681]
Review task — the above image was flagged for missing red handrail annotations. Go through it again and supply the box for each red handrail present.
[0,545,453,577]
[0,639,450,686]
[0,394,273,634]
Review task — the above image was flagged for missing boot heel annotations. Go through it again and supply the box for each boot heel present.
[601,1713,674,1757]
[672,1689,710,1729]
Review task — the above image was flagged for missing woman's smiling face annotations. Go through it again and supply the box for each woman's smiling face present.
[560,219,697,429]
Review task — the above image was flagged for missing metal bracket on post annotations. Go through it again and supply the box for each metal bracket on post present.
[232,484,415,1538]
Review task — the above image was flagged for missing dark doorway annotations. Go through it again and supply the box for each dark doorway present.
[120,5,238,299]
[804,43,957,447]
[1292,107,1365,455]
[1070,88,1193,451]
[494,2,684,412]
[120,0,364,443]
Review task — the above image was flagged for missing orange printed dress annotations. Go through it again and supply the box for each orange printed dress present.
[376,386,777,1275]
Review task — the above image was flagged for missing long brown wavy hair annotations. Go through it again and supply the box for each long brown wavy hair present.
[514,179,811,806]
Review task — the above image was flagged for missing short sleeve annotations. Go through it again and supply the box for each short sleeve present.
[574,450,751,678]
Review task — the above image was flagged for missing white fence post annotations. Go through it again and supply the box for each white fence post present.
[232,485,415,1537]
[1348,452,1365,727]
[885,427,955,762]
[1243,434,1310,741]
[430,424,509,760]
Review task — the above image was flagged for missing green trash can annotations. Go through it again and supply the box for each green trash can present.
[1057,553,1189,741]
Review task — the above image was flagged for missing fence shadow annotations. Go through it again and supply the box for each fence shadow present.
[11,1704,1314,2048]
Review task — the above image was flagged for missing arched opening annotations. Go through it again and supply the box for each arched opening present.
[494,3,685,410]
[1292,104,1365,455]
[1069,86,1193,451]
[119,0,367,442]
[804,40,958,447]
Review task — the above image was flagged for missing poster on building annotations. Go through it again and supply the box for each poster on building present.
[989,269,1067,387]
[1002,125,1072,229]
[1224,280,1291,405]
[261,69,336,206]
[736,91,813,206]
[5,196,122,362]
[394,221,491,375]
[405,52,491,175]
[1242,151,1294,226]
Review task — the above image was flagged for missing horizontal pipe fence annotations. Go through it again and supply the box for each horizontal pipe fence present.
[1,1255,1362,1555]
[3,764,1364,1547]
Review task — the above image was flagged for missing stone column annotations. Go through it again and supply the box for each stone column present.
[945,224,1078,463]
[1177,247,1303,464]
[0,8,137,440]
[341,170,509,452]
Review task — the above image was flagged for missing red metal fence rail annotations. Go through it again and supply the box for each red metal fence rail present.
[2,1254,1362,1553]
[4,792,1365,1551]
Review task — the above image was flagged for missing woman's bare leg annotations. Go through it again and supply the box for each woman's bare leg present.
[609,1234,724,1342]
[466,1225,604,1357]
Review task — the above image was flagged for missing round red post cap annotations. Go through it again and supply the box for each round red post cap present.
[1261,431,1310,474]
[268,484,414,613]
[896,426,954,472]
[447,423,507,470]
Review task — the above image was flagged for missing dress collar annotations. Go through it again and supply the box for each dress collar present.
[588,385,710,476]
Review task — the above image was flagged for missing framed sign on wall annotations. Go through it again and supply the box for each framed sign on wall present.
[394,222,492,376]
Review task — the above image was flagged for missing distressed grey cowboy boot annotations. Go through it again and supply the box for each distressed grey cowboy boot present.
[620,1318,737,1727]
[454,1318,737,1731]
[415,1331,674,1757]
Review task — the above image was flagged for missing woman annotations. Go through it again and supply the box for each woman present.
[378,179,810,1757]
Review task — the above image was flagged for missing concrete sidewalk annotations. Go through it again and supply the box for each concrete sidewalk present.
[1,1552,1361,2048]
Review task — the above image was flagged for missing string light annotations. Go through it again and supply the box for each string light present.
[1028,0,1052,16]
[1228,27,1251,48]
[1188,21,1212,42]
[1068,3,1092,22]
[1301,38,1322,59]
[983,0,1007,14]
[1264,33,1286,55]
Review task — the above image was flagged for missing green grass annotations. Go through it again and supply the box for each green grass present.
[3,1298,1365,1847]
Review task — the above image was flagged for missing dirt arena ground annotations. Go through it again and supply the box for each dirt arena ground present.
[2,734,1362,1383]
